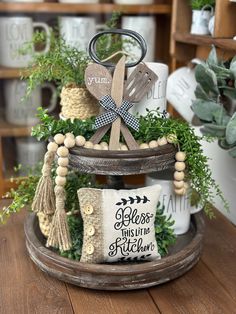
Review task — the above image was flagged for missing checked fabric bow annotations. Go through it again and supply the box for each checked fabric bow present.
[95,95,139,132]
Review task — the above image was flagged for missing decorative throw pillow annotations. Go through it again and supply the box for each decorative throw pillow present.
[77,184,162,264]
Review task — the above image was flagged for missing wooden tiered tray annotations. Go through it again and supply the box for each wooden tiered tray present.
[24,212,205,291]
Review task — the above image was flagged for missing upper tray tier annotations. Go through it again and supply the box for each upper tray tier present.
[69,144,176,176]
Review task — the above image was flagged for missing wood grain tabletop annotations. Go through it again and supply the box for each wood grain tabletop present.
[0,199,235,314]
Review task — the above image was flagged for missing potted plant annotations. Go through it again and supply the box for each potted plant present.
[23,13,126,121]
[190,0,215,35]
[192,47,236,158]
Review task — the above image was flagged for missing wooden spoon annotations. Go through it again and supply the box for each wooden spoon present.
[85,63,113,144]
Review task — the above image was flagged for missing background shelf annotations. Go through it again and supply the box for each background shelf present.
[0,120,32,137]
[0,3,171,14]
[174,33,236,52]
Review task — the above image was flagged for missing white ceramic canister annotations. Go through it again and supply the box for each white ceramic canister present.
[128,62,168,116]
[122,15,156,62]
[16,137,46,175]
[145,170,202,235]
[4,79,57,126]
[58,16,106,52]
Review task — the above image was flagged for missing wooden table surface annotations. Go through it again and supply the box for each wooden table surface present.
[0,199,236,314]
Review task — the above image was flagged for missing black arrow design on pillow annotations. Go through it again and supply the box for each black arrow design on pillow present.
[116,195,150,206]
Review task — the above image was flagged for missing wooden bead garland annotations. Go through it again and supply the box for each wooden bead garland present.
[55,176,67,186]
[139,143,149,149]
[64,137,76,148]
[56,166,68,177]
[149,140,158,148]
[173,151,187,196]
[47,142,58,152]
[54,134,65,145]
[75,135,86,147]
[65,132,75,139]
[58,157,69,167]
[157,137,167,146]
[57,146,69,157]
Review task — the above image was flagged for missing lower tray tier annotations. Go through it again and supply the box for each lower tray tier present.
[24,212,205,290]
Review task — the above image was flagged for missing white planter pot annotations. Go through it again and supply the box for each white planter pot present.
[190,6,213,35]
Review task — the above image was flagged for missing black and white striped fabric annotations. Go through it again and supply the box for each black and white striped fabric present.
[95,95,139,131]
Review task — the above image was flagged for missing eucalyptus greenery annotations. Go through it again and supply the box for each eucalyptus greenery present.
[192,47,236,158]
[31,108,228,217]
[190,0,215,10]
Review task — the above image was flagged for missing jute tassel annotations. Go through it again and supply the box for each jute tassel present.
[32,151,56,215]
[46,186,72,251]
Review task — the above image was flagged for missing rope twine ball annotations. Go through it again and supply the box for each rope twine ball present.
[60,86,100,120]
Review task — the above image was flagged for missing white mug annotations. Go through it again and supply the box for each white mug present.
[122,16,156,62]
[114,0,153,3]
[0,17,50,68]
[59,17,104,52]
[145,171,202,235]
[4,79,57,126]
[128,62,168,116]
[16,137,46,175]
[166,60,202,122]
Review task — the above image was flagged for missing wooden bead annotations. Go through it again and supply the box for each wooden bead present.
[157,137,167,146]
[174,171,185,181]
[100,142,109,150]
[57,146,69,157]
[94,144,102,150]
[64,137,76,148]
[55,176,66,186]
[175,161,186,171]
[47,142,58,152]
[149,140,158,148]
[173,180,184,189]
[120,144,128,151]
[175,151,186,162]
[139,143,149,149]
[84,141,94,149]
[56,166,68,177]
[54,134,65,145]
[184,182,189,190]
[75,135,86,147]
[65,132,75,139]
[167,134,178,143]
[174,188,186,196]
[58,157,69,167]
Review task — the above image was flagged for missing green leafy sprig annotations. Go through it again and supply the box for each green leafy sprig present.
[22,31,90,97]
[190,0,215,10]
[155,202,176,257]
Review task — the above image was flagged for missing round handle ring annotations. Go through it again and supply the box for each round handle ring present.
[88,29,147,68]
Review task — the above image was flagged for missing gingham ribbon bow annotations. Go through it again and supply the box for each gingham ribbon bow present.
[95,95,139,131]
